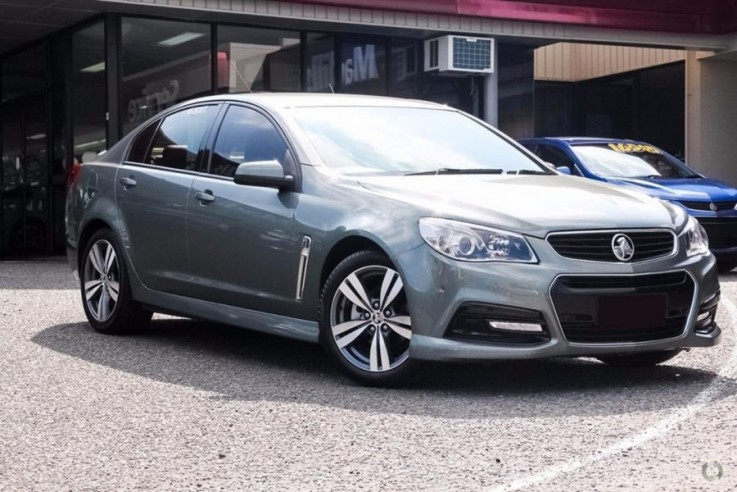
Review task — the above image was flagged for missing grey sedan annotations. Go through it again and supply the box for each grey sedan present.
[66,94,721,386]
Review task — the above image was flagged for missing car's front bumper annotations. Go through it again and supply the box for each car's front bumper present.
[399,235,721,362]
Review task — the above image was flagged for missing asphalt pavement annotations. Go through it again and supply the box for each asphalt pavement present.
[0,260,735,491]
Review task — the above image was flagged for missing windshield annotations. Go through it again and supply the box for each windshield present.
[571,143,696,179]
[290,106,547,176]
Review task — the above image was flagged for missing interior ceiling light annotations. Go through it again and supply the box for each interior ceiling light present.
[158,32,204,47]
[80,61,105,73]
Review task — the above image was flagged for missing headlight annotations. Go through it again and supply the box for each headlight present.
[684,216,709,257]
[418,218,537,263]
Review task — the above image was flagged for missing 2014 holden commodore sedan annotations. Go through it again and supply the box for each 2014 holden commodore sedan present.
[66,94,721,386]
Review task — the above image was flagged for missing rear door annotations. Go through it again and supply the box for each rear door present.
[116,104,219,295]
[187,104,299,314]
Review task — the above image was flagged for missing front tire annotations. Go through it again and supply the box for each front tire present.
[320,250,417,387]
[80,229,152,334]
[717,261,737,273]
[596,349,682,367]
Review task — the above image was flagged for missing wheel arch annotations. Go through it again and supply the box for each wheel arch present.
[319,235,390,291]
[77,218,113,274]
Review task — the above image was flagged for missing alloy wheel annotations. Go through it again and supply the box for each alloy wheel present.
[83,239,120,322]
[330,265,412,372]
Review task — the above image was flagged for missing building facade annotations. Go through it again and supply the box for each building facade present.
[1,0,737,257]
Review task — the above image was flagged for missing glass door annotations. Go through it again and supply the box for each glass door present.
[1,99,49,256]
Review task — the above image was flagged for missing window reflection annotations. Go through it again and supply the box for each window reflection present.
[389,40,419,98]
[72,22,107,162]
[340,39,385,95]
[217,26,300,93]
[305,34,335,92]
[146,106,217,170]
[292,107,540,175]
[121,18,211,135]
[210,106,288,177]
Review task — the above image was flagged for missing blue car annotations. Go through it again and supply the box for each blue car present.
[519,137,737,271]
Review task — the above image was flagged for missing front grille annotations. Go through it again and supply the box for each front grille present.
[551,272,694,343]
[679,200,736,211]
[547,230,675,262]
[697,218,737,249]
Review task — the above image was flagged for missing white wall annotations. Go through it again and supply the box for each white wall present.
[686,53,737,185]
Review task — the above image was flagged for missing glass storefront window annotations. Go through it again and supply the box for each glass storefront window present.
[389,40,420,99]
[305,34,334,92]
[217,26,300,93]
[120,17,211,135]
[51,86,67,251]
[339,38,386,95]
[1,44,45,103]
[72,22,107,161]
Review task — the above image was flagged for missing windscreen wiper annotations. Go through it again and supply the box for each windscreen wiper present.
[507,169,552,175]
[405,168,504,176]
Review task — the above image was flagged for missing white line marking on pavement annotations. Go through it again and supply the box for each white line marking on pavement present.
[491,299,737,492]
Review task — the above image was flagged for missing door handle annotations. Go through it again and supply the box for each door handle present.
[194,190,216,204]
[119,177,137,188]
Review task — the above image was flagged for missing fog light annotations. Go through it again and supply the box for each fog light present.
[488,321,544,333]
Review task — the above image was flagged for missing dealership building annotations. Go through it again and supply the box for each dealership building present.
[1,0,736,257]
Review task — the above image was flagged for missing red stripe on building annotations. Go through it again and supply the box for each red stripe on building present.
[290,0,737,34]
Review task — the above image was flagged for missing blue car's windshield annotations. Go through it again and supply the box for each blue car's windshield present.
[571,143,698,179]
[290,106,547,176]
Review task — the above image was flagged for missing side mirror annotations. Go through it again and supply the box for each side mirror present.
[234,160,295,190]
[556,166,572,175]
[540,161,556,172]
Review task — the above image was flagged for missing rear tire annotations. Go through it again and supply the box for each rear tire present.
[80,229,152,334]
[320,250,418,387]
[596,349,682,367]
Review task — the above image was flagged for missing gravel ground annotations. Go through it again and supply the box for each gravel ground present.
[0,260,735,491]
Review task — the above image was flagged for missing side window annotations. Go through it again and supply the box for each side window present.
[145,105,218,170]
[209,105,289,178]
[127,120,159,163]
[537,144,579,175]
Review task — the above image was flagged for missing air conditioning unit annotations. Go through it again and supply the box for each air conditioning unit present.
[424,35,495,74]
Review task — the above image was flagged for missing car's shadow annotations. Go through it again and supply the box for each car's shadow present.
[33,317,737,419]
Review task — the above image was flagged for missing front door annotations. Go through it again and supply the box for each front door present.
[1,100,49,256]
[187,104,299,315]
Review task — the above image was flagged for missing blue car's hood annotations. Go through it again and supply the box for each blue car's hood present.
[604,177,737,201]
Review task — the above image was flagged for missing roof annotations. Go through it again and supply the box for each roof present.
[189,93,449,111]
